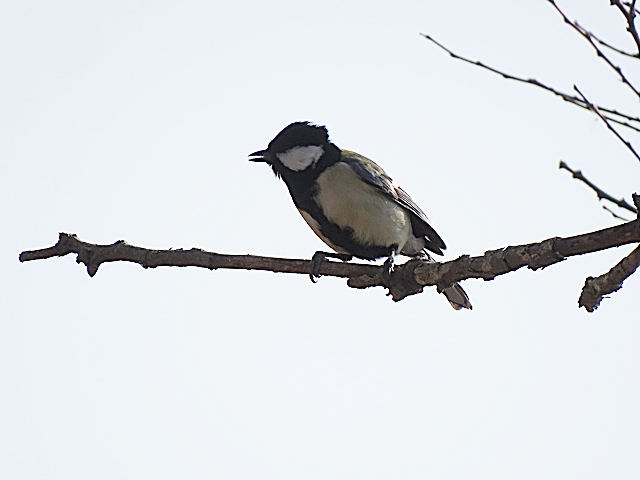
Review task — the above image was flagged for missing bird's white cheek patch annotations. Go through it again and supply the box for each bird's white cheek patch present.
[277,145,324,171]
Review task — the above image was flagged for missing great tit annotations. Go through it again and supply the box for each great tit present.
[249,121,471,310]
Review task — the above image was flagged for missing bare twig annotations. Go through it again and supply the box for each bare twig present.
[559,160,638,213]
[603,204,632,220]
[580,22,638,58]
[612,0,640,54]
[19,219,640,308]
[621,1,640,16]
[548,0,640,99]
[579,245,640,311]
[574,85,640,162]
[420,34,640,132]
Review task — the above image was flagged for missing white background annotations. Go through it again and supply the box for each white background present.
[2,1,639,478]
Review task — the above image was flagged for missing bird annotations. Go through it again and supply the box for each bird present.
[249,121,471,310]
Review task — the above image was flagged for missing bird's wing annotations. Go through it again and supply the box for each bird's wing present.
[340,149,446,254]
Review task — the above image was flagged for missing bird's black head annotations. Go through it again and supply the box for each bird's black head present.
[249,122,336,176]
[267,121,329,153]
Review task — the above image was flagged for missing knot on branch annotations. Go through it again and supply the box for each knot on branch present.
[411,239,565,290]
[521,237,566,270]
[347,259,425,302]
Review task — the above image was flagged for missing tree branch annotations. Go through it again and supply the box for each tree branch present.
[18,234,382,279]
[559,160,638,214]
[420,34,640,132]
[577,192,640,311]
[19,215,640,309]
[579,245,640,311]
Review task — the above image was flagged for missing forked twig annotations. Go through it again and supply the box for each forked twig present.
[421,34,640,132]
[574,85,640,162]
[548,0,640,99]
[579,22,638,58]
[612,0,640,54]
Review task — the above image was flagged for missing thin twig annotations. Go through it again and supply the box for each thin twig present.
[574,85,640,162]
[612,0,640,54]
[420,34,640,132]
[579,22,638,58]
[559,160,638,213]
[621,0,640,16]
[603,204,632,220]
[579,245,640,311]
[548,0,640,100]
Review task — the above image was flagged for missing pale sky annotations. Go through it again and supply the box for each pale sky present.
[2,1,639,479]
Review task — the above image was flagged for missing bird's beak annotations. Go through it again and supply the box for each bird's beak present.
[248,149,270,162]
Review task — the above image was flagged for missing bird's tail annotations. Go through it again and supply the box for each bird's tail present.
[442,283,472,310]
[413,251,472,310]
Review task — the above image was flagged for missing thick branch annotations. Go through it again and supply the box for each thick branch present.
[19,218,640,308]
[579,245,640,311]
[18,233,382,279]
[420,34,640,132]
[559,160,638,213]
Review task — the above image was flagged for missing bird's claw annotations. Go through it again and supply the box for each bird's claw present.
[309,251,353,283]
[310,252,325,283]
[382,255,395,284]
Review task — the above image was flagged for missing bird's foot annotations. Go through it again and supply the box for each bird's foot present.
[310,251,352,283]
[382,253,396,284]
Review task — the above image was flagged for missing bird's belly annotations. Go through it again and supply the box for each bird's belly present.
[314,162,412,249]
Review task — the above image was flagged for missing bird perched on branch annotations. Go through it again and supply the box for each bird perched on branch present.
[249,121,471,310]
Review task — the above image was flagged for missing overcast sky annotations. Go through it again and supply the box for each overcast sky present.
[2,1,639,479]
